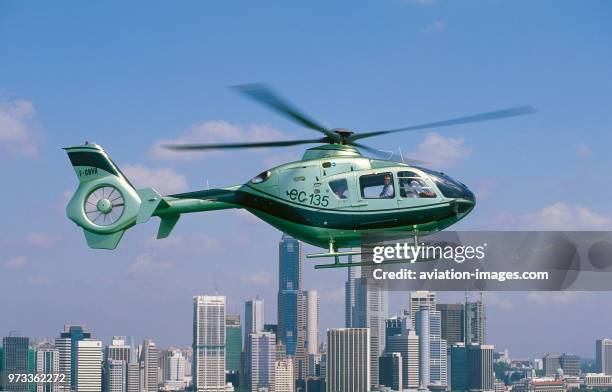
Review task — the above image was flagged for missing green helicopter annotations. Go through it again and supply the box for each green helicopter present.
[64,84,535,268]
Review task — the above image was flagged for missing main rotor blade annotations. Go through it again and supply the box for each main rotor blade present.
[164,137,328,151]
[349,105,536,142]
[232,83,340,142]
[352,142,428,165]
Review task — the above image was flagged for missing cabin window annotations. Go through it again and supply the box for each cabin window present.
[251,170,271,184]
[329,178,349,199]
[398,171,436,198]
[359,172,395,199]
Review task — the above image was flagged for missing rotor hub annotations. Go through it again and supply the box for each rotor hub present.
[331,128,354,144]
[97,198,113,214]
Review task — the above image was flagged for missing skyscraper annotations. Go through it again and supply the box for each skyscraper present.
[379,352,402,391]
[465,294,486,345]
[58,325,91,391]
[437,303,465,346]
[451,343,494,392]
[104,359,126,392]
[410,291,436,328]
[275,357,295,392]
[326,328,370,392]
[468,344,494,391]
[35,343,60,392]
[76,339,102,392]
[416,304,448,387]
[226,315,242,373]
[193,295,227,392]
[305,290,319,356]
[386,329,419,390]
[140,340,158,392]
[344,254,359,328]
[244,298,265,347]
[385,316,408,349]
[543,353,561,377]
[2,334,29,392]
[277,234,306,380]
[245,331,276,392]
[416,305,431,387]
[596,339,612,375]
[354,267,388,389]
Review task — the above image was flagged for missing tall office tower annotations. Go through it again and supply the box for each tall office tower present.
[275,358,295,392]
[386,330,419,390]
[226,315,242,374]
[385,316,408,349]
[559,353,580,376]
[126,363,139,392]
[58,325,92,391]
[35,343,60,392]
[344,254,359,327]
[416,305,448,387]
[305,290,319,355]
[2,334,29,392]
[105,359,126,392]
[244,298,265,347]
[140,340,158,392]
[416,305,431,387]
[597,339,612,374]
[193,295,227,392]
[379,352,402,391]
[160,350,186,382]
[326,328,370,392]
[277,234,306,380]
[543,353,561,377]
[106,337,131,363]
[354,267,388,389]
[450,344,469,391]
[465,294,486,345]
[437,303,465,346]
[410,291,436,328]
[468,344,494,391]
[76,339,102,392]
[54,337,71,391]
[245,332,276,392]
[430,338,448,386]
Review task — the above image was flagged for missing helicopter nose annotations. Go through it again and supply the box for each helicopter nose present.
[455,187,476,214]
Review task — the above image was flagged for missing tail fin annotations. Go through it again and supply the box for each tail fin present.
[64,143,164,249]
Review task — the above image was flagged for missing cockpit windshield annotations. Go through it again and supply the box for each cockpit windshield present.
[415,167,469,199]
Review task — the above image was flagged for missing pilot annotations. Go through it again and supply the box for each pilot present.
[379,174,395,198]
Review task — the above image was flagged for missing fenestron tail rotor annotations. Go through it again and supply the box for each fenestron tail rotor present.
[84,186,125,226]
[164,83,537,158]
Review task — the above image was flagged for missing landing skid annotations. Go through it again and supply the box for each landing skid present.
[306,239,361,269]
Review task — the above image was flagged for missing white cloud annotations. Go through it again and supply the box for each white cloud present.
[422,20,446,33]
[0,100,41,157]
[499,202,610,230]
[128,253,174,275]
[25,233,61,248]
[3,256,28,269]
[121,164,188,195]
[576,143,592,157]
[410,132,470,168]
[150,121,286,161]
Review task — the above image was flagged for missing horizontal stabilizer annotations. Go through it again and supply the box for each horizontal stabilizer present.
[137,188,169,224]
[83,230,125,250]
[158,214,180,239]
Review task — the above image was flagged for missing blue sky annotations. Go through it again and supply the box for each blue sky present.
[1,1,612,358]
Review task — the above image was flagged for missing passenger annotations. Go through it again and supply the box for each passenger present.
[379,174,395,198]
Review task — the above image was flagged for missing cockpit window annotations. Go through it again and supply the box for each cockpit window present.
[398,171,436,198]
[360,172,395,199]
[251,170,271,184]
[415,167,467,198]
[329,178,349,199]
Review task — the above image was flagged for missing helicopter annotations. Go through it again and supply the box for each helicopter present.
[64,84,535,268]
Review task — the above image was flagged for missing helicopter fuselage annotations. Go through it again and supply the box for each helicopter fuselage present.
[160,144,475,249]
